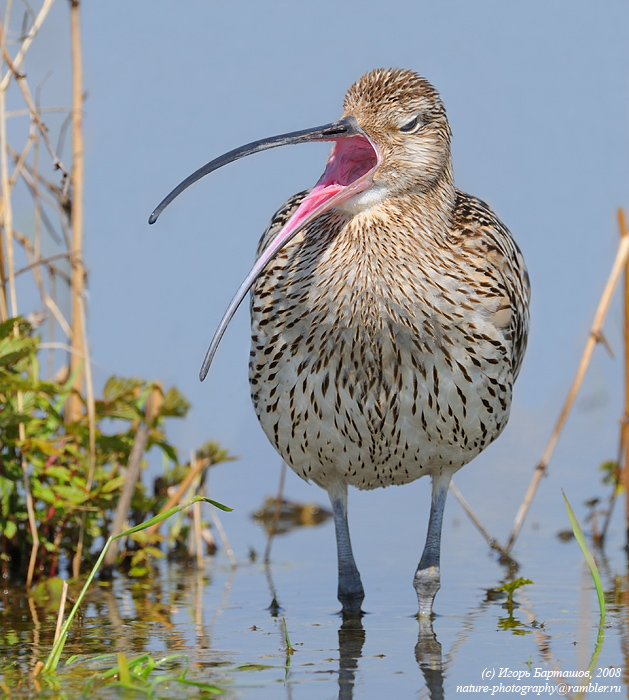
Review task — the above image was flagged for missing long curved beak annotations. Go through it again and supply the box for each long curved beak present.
[149,115,380,381]
[149,116,363,224]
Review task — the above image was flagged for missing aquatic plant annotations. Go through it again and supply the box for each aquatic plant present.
[0,317,232,584]
[43,495,232,675]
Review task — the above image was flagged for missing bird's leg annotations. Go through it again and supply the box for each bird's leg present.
[414,472,452,617]
[328,483,364,615]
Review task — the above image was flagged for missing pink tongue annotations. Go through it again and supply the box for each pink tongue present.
[198,133,379,381]
[288,135,378,225]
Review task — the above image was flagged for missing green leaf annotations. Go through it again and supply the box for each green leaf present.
[100,475,126,494]
[209,499,233,513]
[236,663,274,671]
[29,577,66,605]
[32,483,56,505]
[497,577,533,597]
[159,387,190,418]
[41,465,72,482]
[1,520,17,539]
[52,484,88,506]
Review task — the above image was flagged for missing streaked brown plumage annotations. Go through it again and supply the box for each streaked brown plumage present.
[150,67,530,617]
[249,69,529,615]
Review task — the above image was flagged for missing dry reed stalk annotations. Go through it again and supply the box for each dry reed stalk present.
[8,224,70,285]
[0,231,6,320]
[448,481,515,565]
[72,291,96,578]
[102,424,151,570]
[41,293,70,337]
[3,57,69,182]
[597,210,629,545]
[505,225,629,553]
[22,448,39,589]
[0,0,56,94]
[0,2,76,590]
[81,291,97,476]
[192,498,204,570]
[65,0,85,423]
[52,579,68,645]
[102,386,161,568]
[7,131,35,191]
[30,127,42,296]
[6,181,73,335]
[16,129,67,355]
[186,450,200,560]
[12,250,74,277]
[43,291,71,337]
[47,270,56,375]
[0,6,40,589]
[0,5,7,319]
[7,143,71,230]
[621,209,629,549]
[0,52,17,318]
[31,661,44,679]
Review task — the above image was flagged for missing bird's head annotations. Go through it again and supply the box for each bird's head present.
[149,68,451,381]
[338,68,452,212]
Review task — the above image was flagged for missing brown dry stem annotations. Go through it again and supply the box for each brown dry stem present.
[449,481,516,566]
[66,0,85,423]
[621,209,629,548]
[506,216,629,552]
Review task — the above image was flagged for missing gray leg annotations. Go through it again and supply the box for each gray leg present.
[414,473,451,617]
[328,483,364,614]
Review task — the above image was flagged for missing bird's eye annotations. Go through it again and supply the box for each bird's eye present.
[399,115,423,133]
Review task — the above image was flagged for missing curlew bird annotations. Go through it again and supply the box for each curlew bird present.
[150,68,530,617]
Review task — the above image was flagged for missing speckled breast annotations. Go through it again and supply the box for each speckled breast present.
[248,208,515,492]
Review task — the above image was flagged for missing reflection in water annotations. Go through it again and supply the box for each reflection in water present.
[253,496,333,535]
[337,615,366,700]
[7,550,623,697]
[332,613,445,700]
[263,556,445,700]
[264,562,283,616]
[416,619,445,700]
[10,538,622,699]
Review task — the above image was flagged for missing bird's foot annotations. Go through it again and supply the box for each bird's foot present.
[414,564,440,618]
[338,578,365,617]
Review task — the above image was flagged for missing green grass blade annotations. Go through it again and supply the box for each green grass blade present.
[282,617,294,655]
[42,496,231,675]
[117,653,131,685]
[562,490,605,624]
[120,496,232,538]
[562,489,606,698]
[100,654,153,680]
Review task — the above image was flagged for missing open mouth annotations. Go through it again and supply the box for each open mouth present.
[194,131,380,380]
[275,133,380,244]
[148,116,380,381]
[324,134,380,187]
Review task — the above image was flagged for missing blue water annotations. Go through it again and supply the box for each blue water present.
[3,384,629,698]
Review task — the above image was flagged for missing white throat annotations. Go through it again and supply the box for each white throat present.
[335,183,388,216]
